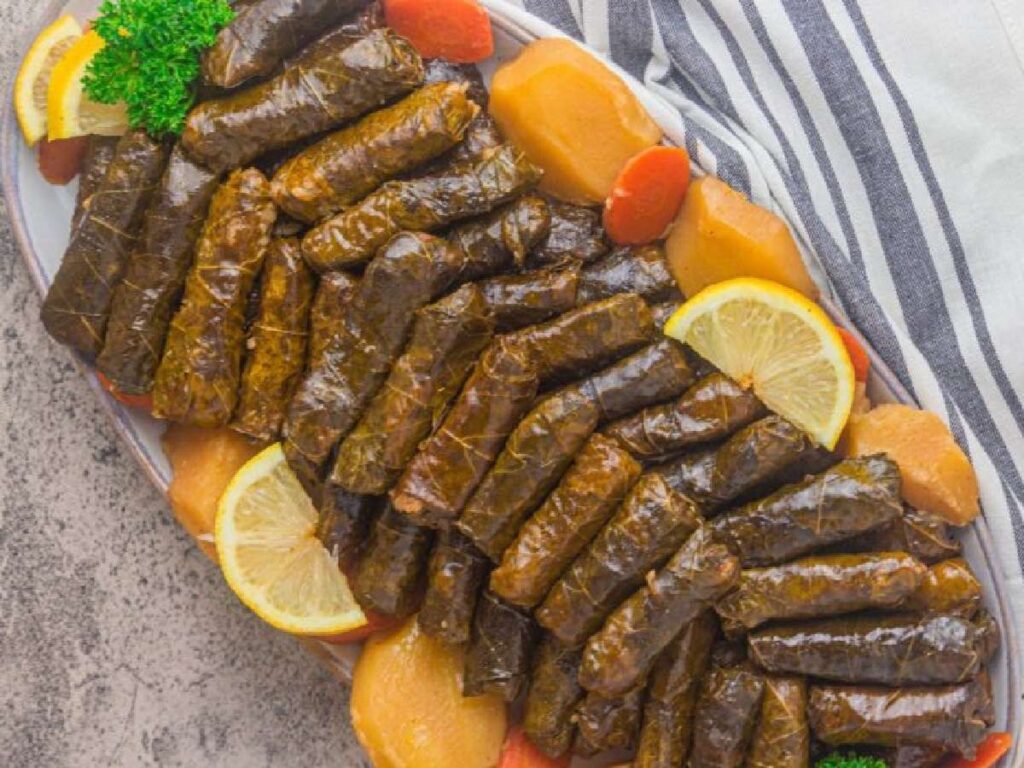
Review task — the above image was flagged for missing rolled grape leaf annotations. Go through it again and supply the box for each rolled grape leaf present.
[308,271,358,370]
[579,525,740,698]
[748,611,995,686]
[184,28,424,171]
[331,284,495,495]
[231,238,314,442]
[463,591,537,701]
[651,300,682,329]
[576,244,680,306]
[536,473,701,646]
[97,146,221,394]
[271,82,479,222]
[634,610,717,768]
[840,504,961,564]
[523,636,584,758]
[478,264,581,331]
[419,58,502,172]
[448,195,551,281]
[351,504,432,618]
[490,435,642,609]
[715,553,927,635]
[531,198,608,265]
[302,145,543,271]
[746,676,809,768]
[41,129,169,361]
[573,687,645,757]
[423,57,489,107]
[603,372,765,460]
[316,485,381,569]
[900,558,983,614]
[70,135,118,233]
[418,529,490,645]
[152,168,276,427]
[710,454,903,567]
[687,663,765,768]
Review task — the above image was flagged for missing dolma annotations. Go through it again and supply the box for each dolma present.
[747,612,995,686]
[842,505,961,564]
[687,663,765,768]
[308,271,358,370]
[478,264,581,331]
[715,553,927,635]
[901,558,982,614]
[152,169,276,426]
[710,639,750,668]
[283,233,464,488]
[331,285,495,495]
[710,455,903,567]
[746,676,810,768]
[576,244,680,306]
[603,372,765,460]
[531,199,608,265]
[634,610,717,768]
[423,57,489,107]
[808,675,993,758]
[202,0,366,88]
[459,340,692,561]
[419,58,500,171]
[231,238,314,441]
[285,0,384,67]
[653,414,819,512]
[523,637,584,758]
[579,526,740,697]
[418,529,490,644]
[651,300,682,329]
[302,145,543,271]
[70,135,118,233]
[536,474,701,647]
[41,129,169,360]
[446,111,504,167]
[98,146,221,393]
[351,505,432,618]
[391,337,538,526]
[271,82,479,222]
[448,195,551,281]
[506,293,655,384]
[463,591,537,701]
[183,29,424,171]
[574,687,645,757]
[316,484,380,568]
[490,435,642,609]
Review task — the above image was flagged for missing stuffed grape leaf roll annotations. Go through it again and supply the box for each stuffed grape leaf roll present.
[576,244,680,306]
[448,196,551,281]
[490,435,642,609]
[523,637,584,758]
[419,58,502,172]
[459,340,693,562]
[747,612,996,686]
[152,168,276,427]
[97,146,221,394]
[901,558,982,614]
[331,284,495,495]
[710,455,903,567]
[477,264,581,331]
[201,0,367,88]
[307,271,358,371]
[531,199,608,265]
[687,662,765,768]
[391,337,539,526]
[574,687,645,757]
[603,372,765,460]
[841,505,961,565]
[184,29,424,171]
[70,135,118,233]
[41,129,169,361]
[352,504,432,618]
[302,145,543,271]
[316,484,380,568]
[715,553,927,635]
[271,82,479,222]
[634,610,717,768]
[422,57,489,107]
[579,525,740,698]
[418,529,490,645]
[746,676,809,768]
[463,591,537,701]
[536,474,701,646]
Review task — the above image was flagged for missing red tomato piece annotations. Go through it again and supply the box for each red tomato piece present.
[38,136,89,185]
[604,145,691,245]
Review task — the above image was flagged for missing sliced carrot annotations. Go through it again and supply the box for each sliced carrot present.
[603,145,691,245]
[498,726,572,768]
[836,327,870,383]
[384,0,494,63]
[38,136,88,185]
[944,733,1012,768]
[96,371,154,411]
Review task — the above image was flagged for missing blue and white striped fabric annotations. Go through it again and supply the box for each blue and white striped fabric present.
[507,0,1024,614]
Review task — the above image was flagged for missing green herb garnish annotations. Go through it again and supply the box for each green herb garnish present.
[816,752,888,768]
[83,0,234,136]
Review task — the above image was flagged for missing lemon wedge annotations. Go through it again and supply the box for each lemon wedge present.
[47,30,128,140]
[14,15,83,145]
[216,444,367,636]
[665,277,855,448]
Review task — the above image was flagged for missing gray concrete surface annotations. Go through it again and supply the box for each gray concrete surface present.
[0,2,367,766]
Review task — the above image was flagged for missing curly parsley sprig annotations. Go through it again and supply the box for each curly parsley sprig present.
[816,752,888,768]
[83,0,234,136]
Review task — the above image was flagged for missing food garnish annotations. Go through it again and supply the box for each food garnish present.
[665,277,856,448]
[816,753,887,768]
[836,327,870,382]
[498,726,571,768]
[944,732,1013,768]
[604,146,691,245]
[384,0,494,63]
[13,14,82,145]
[47,30,129,140]
[82,0,234,136]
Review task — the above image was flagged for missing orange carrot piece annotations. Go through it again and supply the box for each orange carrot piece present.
[944,733,1012,768]
[384,0,494,63]
[603,145,691,245]
[498,726,572,768]
[836,327,870,383]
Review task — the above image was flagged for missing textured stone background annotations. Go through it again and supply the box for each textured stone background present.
[0,2,366,766]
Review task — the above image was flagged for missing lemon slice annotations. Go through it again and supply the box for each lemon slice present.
[14,15,83,145]
[47,30,129,140]
[665,277,855,448]
[216,444,367,636]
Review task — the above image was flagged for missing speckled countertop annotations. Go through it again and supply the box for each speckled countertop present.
[0,2,365,766]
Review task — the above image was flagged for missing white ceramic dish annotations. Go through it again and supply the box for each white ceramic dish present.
[3,1,1020,765]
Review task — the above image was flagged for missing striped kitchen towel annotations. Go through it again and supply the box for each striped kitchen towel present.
[499,0,1024,623]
